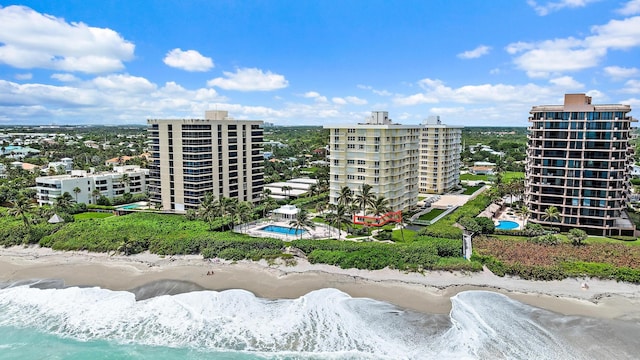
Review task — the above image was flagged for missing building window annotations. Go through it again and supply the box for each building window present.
[358,145,364,150]
[348,144,355,149]
[357,168,365,173]
[333,160,339,166]
[357,136,366,141]
[347,136,355,141]
[357,160,365,165]
[334,175,339,180]
[348,128,356,133]
[357,176,365,181]
[347,159,355,165]
[347,175,354,180]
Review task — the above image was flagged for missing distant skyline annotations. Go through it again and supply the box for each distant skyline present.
[0,0,639,126]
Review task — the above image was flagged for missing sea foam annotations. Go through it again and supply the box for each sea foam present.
[0,284,637,359]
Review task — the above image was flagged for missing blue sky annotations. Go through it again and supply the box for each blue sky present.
[0,0,639,126]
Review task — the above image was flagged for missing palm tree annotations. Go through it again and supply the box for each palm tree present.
[281,185,293,199]
[368,196,391,220]
[308,183,318,198]
[542,206,561,223]
[198,192,221,230]
[515,204,530,226]
[220,197,239,230]
[237,201,254,233]
[337,186,353,207]
[327,203,349,240]
[54,192,75,212]
[91,189,101,204]
[354,183,376,219]
[289,208,316,239]
[7,194,33,229]
[263,196,277,218]
[72,186,81,203]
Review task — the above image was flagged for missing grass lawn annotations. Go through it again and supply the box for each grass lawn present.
[418,208,446,221]
[392,228,417,242]
[502,171,525,182]
[462,185,483,195]
[460,173,489,181]
[312,216,327,224]
[74,212,113,220]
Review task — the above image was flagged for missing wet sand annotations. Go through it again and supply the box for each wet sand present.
[1,245,640,320]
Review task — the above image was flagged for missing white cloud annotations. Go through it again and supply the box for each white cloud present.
[549,76,584,88]
[507,16,640,77]
[527,0,598,16]
[0,75,227,124]
[394,78,557,106]
[457,45,491,59]
[332,97,347,105]
[357,84,392,96]
[489,68,501,75]
[51,73,80,82]
[604,66,639,80]
[345,96,368,105]
[14,73,32,80]
[302,91,328,103]
[207,67,288,91]
[163,48,213,72]
[622,79,640,94]
[0,5,134,73]
[617,0,640,15]
[332,96,367,105]
[92,74,156,92]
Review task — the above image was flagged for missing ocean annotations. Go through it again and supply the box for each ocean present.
[0,280,638,359]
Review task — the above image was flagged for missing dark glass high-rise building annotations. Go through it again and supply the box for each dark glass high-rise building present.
[525,94,636,236]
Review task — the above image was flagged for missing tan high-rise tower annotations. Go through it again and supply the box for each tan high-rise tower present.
[147,111,263,212]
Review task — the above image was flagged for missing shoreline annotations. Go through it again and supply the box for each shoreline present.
[2,246,640,321]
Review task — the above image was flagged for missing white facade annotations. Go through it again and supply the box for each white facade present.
[419,116,462,194]
[36,165,149,206]
[324,111,420,212]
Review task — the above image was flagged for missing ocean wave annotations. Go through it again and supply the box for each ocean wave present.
[0,284,636,359]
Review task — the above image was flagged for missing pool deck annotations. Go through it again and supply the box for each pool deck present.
[494,206,524,230]
[235,219,345,240]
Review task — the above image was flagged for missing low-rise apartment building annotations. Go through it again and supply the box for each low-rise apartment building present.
[36,165,148,206]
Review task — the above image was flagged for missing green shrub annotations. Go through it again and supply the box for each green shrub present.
[528,234,560,246]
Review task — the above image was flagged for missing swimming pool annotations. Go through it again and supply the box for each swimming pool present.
[119,203,144,210]
[260,225,306,235]
[496,220,519,230]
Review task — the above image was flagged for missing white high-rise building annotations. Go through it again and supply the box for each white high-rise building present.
[147,111,264,212]
[324,111,420,225]
[419,116,463,194]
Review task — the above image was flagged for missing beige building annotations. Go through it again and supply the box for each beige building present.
[419,116,462,194]
[147,111,264,212]
[324,111,420,223]
[525,94,636,236]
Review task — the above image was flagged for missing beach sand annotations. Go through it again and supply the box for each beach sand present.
[2,245,640,320]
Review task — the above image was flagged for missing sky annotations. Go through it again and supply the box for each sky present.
[0,0,639,127]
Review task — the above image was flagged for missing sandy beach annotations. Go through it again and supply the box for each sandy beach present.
[2,245,640,320]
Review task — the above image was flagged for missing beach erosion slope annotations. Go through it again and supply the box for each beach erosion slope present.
[1,245,640,320]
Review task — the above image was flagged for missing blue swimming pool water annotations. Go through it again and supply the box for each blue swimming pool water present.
[496,220,519,230]
[120,204,142,210]
[260,225,306,235]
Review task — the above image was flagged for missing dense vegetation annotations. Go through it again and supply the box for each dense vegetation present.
[473,236,640,283]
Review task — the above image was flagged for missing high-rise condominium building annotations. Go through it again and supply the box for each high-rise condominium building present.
[325,111,420,224]
[147,110,263,212]
[525,94,636,236]
[419,116,462,194]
